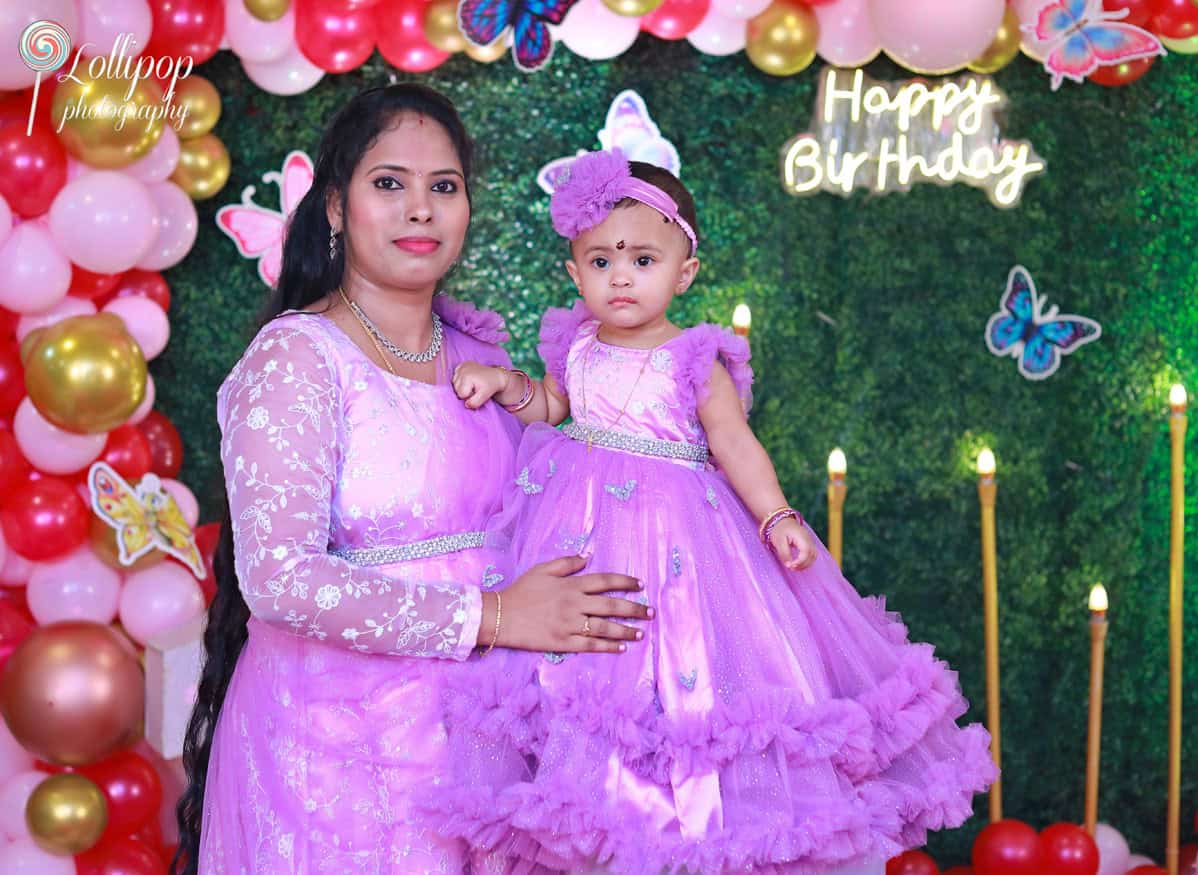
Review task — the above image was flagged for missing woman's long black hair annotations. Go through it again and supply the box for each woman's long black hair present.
[172,83,474,874]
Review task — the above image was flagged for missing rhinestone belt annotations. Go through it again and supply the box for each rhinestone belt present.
[330,531,487,566]
[562,422,710,463]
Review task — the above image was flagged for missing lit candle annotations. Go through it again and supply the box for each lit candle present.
[976,447,1002,822]
[732,303,751,338]
[1167,384,1186,875]
[1085,583,1108,835]
[827,448,847,567]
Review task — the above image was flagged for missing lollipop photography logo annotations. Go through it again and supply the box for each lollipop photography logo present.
[18,19,195,136]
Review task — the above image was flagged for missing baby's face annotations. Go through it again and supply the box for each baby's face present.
[565,203,697,333]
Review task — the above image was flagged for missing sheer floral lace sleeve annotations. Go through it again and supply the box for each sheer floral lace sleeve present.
[216,316,483,660]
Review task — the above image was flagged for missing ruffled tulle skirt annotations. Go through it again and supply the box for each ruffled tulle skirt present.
[417,424,998,875]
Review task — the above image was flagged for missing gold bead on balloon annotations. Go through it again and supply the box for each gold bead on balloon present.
[968,6,1022,74]
[746,0,819,77]
[51,72,165,169]
[26,774,109,856]
[171,133,232,200]
[171,75,222,140]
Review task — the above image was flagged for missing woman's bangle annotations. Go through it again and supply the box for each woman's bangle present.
[501,368,535,412]
[759,506,801,543]
[480,591,501,657]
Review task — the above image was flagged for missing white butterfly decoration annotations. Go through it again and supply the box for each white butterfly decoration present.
[537,90,682,195]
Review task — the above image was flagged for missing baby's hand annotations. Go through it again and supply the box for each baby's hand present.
[452,362,507,410]
[768,518,817,571]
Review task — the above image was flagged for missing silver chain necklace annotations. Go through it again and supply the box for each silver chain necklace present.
[345,297,443,364]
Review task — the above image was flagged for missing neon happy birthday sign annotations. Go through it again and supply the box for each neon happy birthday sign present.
[780,67,1045,209]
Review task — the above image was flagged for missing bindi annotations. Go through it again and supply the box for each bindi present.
[616,240,625,249]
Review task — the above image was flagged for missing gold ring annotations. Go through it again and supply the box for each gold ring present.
[581,617,592,637]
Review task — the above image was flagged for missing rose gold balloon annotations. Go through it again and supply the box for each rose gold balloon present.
[0,621,144,766]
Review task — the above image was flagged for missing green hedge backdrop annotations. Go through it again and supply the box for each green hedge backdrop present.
[156,40,1198,866]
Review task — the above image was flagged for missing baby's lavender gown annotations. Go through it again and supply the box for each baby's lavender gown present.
[419,303,998,875]
[200,298,527,874]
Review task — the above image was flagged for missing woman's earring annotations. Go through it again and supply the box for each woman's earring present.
[328,229,339,261]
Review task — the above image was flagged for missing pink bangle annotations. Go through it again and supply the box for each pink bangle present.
[760,507,802,546]
[501,368,534,412]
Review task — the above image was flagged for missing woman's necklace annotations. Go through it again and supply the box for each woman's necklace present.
[338,287,443,365]
[578,336,653,452]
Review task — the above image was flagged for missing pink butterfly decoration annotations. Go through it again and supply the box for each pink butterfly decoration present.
[1025,0,1165,90]
[216,151,315,288]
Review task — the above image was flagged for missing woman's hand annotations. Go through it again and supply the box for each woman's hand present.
[768,518,817,570]
[452,362,508,409]
[483,555,652,653]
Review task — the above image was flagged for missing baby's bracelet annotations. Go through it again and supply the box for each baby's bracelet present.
[480,591,501,657]
[501,368,535,412]
[759,506,802,544]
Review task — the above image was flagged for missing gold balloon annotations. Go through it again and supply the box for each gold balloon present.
[26,774,108,856]
[602,0,665,15]
[172,75,222,140]
[90,513,166,573]
[171,133,232,200]
[51,70,165,169]
[746,0,819,77]
[1162,33,1198,54]
[23,313,147,434]
[968,7,1022,74]
[424,0,469,53]
[244,0,290,21]
[464,30,510,63]
[0,622,144,766]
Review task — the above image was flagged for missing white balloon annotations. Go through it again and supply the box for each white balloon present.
[556,0,641,61]
[0,773,45,841]
[0,195,11,248]
[242,40,325,96]
[77,0,152,58]
[0,223,71,315]
[687,7,747,55]
[13,397,107,475]
[16,297,96,343]
[712,0,769,19]
[225,0,296,64]
[0,838,76,874]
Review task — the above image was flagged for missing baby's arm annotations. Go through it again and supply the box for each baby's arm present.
[699,363,816,570]
[452,362,571,426]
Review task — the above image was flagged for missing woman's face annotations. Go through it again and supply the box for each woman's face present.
[331,111,470,294]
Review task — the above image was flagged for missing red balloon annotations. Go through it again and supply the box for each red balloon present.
[1088,56,1156,86]
[68,266,122,302]
[80,750,163,836]
[643,0,710,39]
[76,836,164,875]
[0,476,89,561]
[1040,823,1099,875]
[0,428,31,494]
[1103,0,1153,26]
[943,869,974,875]
[0,120,68,218]
[972,820,1045,875]
[194,521,221,604]
[0,599,34,671]
[129,816,167,862]
[0,88,53,131]
[1150,0,1198,38]
[1126,868,1167,875]
[0,308,17,341]
[99,426,154,482]
[145,0,226,64]
[1179,843,1198,874]
[887,850,940,875]
[375,0,451,72]
[107,270,171,313]
[137,410,183,479]
[0,341,24,417]
[296,0,379,72]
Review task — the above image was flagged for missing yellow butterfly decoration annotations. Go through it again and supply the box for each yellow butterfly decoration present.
[88,461,205,579]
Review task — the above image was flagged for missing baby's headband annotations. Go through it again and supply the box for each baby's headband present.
[549,149,697,256]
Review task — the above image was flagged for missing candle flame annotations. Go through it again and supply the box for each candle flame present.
[1170,383,1187,410]
[1089,583,1108,613]
[732,304,751,331]
[828,448,846,477]
[976,448,996,476]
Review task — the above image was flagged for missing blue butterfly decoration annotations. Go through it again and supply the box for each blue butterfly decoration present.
[984,266,1101,381]
[457,0,579,72]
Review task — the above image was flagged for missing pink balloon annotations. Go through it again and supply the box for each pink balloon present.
[869,0,1005,73]
[557,0,641,59]
[0,223,71,315]
[26,547,122,626]
[0,720,32,787]
[816,0,880,66]
[225,0,297,62]
[119,562,206,645]
[128,374,156,426]
[162,478,199,527]
[242,38,326,96]
[0,837,76,874]
[103,295,170,360]
[1094,824,1130,875]
[0,548,32,587]
[135,182,197,271]
[0,195,11,248]
[48,171,158,274]
[0,771,45,840]
[711,0,769,19]
[0,531,7,576]
[16,297,96,343]
[686,6,747,54]
[1010,0,1053,60]
[0,1,79,90]
[65,158,92,183]
[13,398,107,475]
[125,125,181,184]
[77,0,153,58]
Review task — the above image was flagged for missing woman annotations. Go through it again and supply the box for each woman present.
[174,84,652,874]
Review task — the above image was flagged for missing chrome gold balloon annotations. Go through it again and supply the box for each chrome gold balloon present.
[26,774,108,856]
[51,71,165,169]
[746,0,819,77]
[172,74,222,140]
[171,133,232,200]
